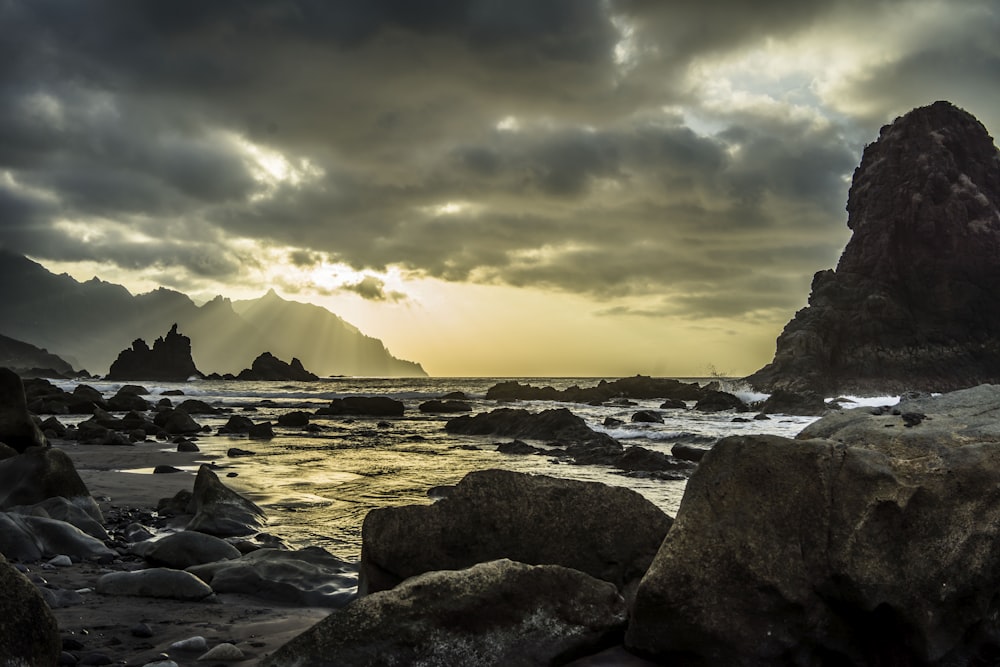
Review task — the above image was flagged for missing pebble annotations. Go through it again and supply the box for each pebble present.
[142,662,179,667]
[131,622,154,638]
[49,555,74,567]
[170,635,208,651]
[197,643,245,661]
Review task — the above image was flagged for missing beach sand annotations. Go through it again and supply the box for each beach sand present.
[41,440,332,667]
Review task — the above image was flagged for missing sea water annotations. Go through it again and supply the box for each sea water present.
[51,377,899,560]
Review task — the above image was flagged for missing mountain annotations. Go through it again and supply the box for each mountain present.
[0,333,76,377]
[0,250,427,377]
[746,101,1000,394]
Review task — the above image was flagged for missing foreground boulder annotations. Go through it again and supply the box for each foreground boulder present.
[0,366,47,452]
[0,553,61,666]
[627,433,1000,665]
[185,464,266,537]
[0,447,102,522]
[188,546,357,607]
[96,567,215,601]
[746,101,1000,394]
[263,559,626,667]
[132,530,241,569]
[360,469,671,596]
[0,512,115,562]
[445,407,620,450]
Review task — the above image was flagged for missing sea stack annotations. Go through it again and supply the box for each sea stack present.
[747,101,1000,394]
[107,324,202,381]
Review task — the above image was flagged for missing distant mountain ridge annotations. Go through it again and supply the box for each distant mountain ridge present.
[0,250,427,377]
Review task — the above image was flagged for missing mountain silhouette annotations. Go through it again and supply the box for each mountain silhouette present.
[0,249,427,377]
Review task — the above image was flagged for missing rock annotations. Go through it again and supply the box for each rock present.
[133,530,241,569]
[96,568,214,601]
[262,559,626,667]
[170,636,208,651]
[186,464,266,537]
[757,389,828,416]
[0,553,62,665]
[418,399,472,413]
[0,366,48,452]
[152,465,183,474]
[627,433,1000,665]
[746,102,1000,395]
[248,421,274,440]
[630,410,663,423]
[187,546,357,607]
[276,410,311,427]
[693,390,748,413]
[445,408,620,450]
[227,447,254,457]
[360,469,671,596]
[603,416,624,427]
[154,408,202,435]
[197,643,244,661]
[106,387,149,412]
[496,439,544,455]
[485,375,705,403]
[614,446,693,474]
[317,396,405,417]
[175,399,219,415]
[219,415,254,433]
[131,622,153,638]
[38,586,84,608]
[0,512,116,562]
[236,352,319,381]
[176,439,199,452]
[107,324,203,381]
[0,447,102,522]
[8,496,108,540]
[124,522,155,542]
[670,443,709,462]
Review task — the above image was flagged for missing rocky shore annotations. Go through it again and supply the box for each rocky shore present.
[11,364,1000,665]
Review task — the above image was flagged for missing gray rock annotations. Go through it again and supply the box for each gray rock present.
[0,512,115,562]
[262,559,626,667]
[170,636,208,651]
[133,530,241,569]
[96,568,214,601]
[0,367,48,453]
[0,446,102,522]
[185,464,266,537]
[627,433,1000,665]
[187,546,356,607]
[37,585,84,608]
[197,643,244,661]
[359,469,671,596]
[0,552,61,666]
[9,496,108,540]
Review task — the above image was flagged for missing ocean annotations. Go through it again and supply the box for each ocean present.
[51,376,895,561]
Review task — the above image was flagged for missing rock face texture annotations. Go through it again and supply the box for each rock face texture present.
[0,366,47,452]
[747,101,1000,394]
[627,431,1000,665]
[107,324,202,381]
[263,559,626,667]
[0,553,61,666]
[359,469,671,596]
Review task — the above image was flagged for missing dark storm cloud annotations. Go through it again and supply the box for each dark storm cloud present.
[0,0,994,323]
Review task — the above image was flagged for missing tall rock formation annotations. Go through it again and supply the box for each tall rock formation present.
[747,101,1000,394]
[107,324,202,381]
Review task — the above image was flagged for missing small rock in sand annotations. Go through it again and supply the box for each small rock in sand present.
[170,635,208,651]
[198,642,244,661]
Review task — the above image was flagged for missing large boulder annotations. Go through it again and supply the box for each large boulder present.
[0,512,115,562]
[485,376,705,403]
[445,407,620,450]
[187,546,357,607]
[627,433,1000,665]
[0,366,47,452]
[360,469,671,596]
[8,496,108,540]
[106,323,202,381]
[0,447,102,522]
[132,530,241,569]
[262,559,626,667]
[0,553,61,666]
[96,567,215,601]
[746,101,1000,394]
[185,464,266,537]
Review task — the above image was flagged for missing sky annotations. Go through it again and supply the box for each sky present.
[1,1,998,377]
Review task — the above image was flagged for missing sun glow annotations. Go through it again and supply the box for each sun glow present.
[228,134,325,201]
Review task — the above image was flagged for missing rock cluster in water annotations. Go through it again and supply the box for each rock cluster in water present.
[747,101,1000,394]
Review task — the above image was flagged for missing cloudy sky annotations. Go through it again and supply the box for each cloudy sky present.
[2,1,998,376]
